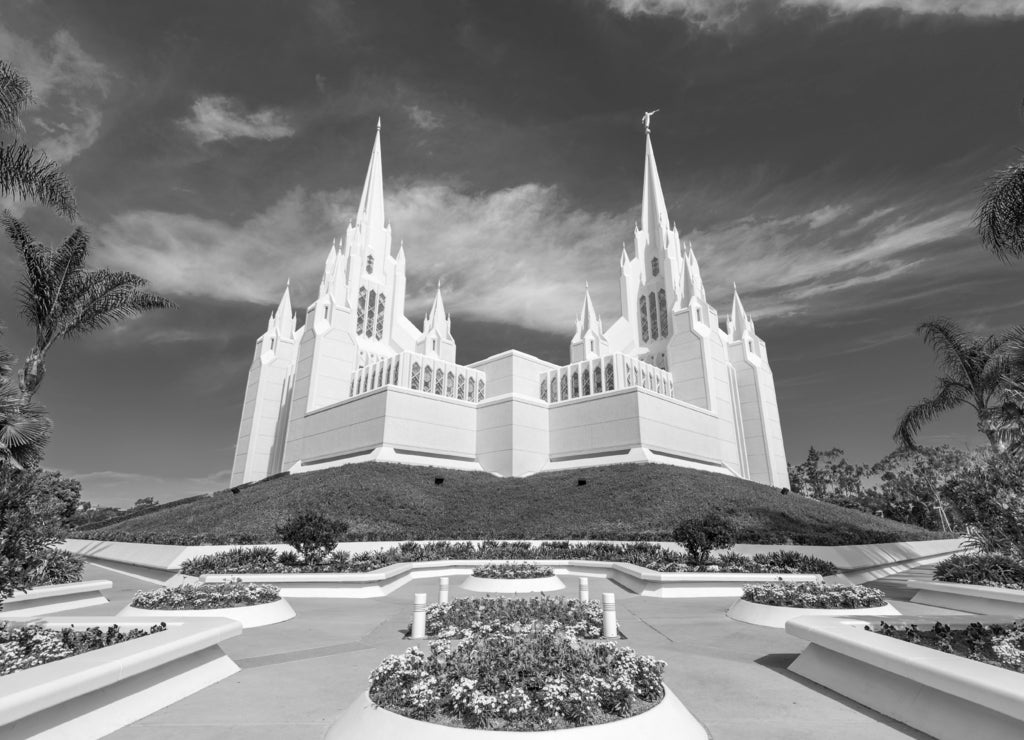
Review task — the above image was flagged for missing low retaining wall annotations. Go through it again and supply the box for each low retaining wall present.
[0,616,241,740]
[2,580,112,617]
[461,574,566,593]
[200,560,821,599]
[326,687,708,739]
[908,580,1024,616]
[117,597,297,629]
[786,614,1024,740]
[725,597,900,628]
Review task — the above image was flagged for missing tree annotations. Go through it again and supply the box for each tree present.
[868,446,974,531]
[276,511,349,565]
[787,447,871,506]
[133,496,158,509]
[0,59,77,219]
[2,213,175,398]
[671,512,737,568]
[0,332,49,469]
[895,318,1020,453]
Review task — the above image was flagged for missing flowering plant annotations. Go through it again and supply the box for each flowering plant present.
[369,628,665,730]
[742,581,886,609]
[873,619,1024,673]
[425,597,602,639]
[471,562,554,579]
[0,621,166,676]
[130,579,279,610]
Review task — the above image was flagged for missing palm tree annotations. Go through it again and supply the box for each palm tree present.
[0,60,77,219]
[2,213,175,399]
[0,334,49,469]
[895,318,1019,453]
[976,152,1024,261]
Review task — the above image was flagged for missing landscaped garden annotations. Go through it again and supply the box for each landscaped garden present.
[0,621,166,676]
[129,581,281,611]
[424,597,604,639]
[870,620,1024,673]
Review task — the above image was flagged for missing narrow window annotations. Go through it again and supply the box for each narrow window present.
[477,380,486,400]
[349,378,355,396]
[605,362,614,391]
[649,291,659,340]
[651,256,659,276]
[540,379,548,401]
[588,339,594,352]
[457,374,466,400]
[658,289,669,337]
[572,371,580,398]
[446,371,455,397]
[380,361,388,387]
[468,377,476,402]
[269,338,275,350]
[432,338,437,352]
[625,364,634,386]
[366,289,377,338]
[639,296,649,342]
[411,362,421,391]
[594,366,603,393]
[323,305,329,320]
[366,255,374,274]
[435,368,444,395]
[695,307,702,323]
[560,374,568,399]
[356,289,366,333]
[582,368,591,395]
[748,340,753,352]
[423,366,432,393]
[375,293,386,339]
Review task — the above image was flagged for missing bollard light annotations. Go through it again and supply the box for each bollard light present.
[579,576,589,601]
[439,576,450,605]
[602,592,617,639]
[411,592,427,639]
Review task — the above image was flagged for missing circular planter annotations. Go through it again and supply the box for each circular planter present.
[461,574,566,594]
[117,597,296,629]
[726,597,900,629]
[326,687,708,739]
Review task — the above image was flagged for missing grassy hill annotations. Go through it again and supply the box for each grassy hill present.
[78,462,944,546]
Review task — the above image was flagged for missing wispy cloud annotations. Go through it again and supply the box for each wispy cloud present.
[73,469,232,508]
[180,95,295,144]
[406,104,442,130]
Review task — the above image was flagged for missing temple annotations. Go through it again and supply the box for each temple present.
[230,118,789,488]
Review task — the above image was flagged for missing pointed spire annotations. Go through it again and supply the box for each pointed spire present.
[730,284,754,340]
[641,126,670,249]
[273,280,295,339]
[577,282,602,336]
[355,118,385,233]
[423,280,452,339]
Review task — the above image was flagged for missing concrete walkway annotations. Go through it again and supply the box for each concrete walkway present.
[61,563,964,740]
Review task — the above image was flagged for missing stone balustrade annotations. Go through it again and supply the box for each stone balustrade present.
[540,352,674,403]
[349,350,487,402]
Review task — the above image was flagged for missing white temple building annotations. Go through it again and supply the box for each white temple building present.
[230,118,790,488]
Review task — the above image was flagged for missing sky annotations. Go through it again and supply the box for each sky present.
[2,0,1023,507]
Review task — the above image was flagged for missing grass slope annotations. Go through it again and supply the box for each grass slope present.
[82,462,943,546]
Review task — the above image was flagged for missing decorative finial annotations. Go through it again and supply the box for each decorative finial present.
[642,109,660,134]
[376,116,382,131]
[437,278,442,290]
[585,280,590,290]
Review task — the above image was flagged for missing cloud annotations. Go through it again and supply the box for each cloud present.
[602,0,1024,30]
[73,469,231,508]
[406,104,442,130]
[0,26,110,163]
[180,95,296,144]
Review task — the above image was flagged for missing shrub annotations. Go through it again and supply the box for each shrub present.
[369,630,665,730]
[751,550,839,577]
[276,511,349,565]
[0,621,166,676]
[130,580,280,610]
[934,552,1024,590]
[26,548,85,586]
[742,581,886,609]
[471,562,554,579]
[179,546,290,577]
[671,513,738,567]
[942,455,1024,558]
[425,597,603,639]
[871,620,1024,673]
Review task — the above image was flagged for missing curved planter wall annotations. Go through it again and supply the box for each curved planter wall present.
[461,574,565,593]
[326,687,708,739]
[908,580,1024,616]
[2,580,112,617]
[117,598,296,629]
[726,598,900,628]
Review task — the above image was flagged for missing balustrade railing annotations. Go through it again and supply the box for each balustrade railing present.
[348,351,486,402]
[540,353,673,403]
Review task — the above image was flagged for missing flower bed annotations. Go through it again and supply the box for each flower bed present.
[426,597,603,639]
[472,562,555,579]
[369,629,664,731]
[180,541,838,577]
[0,620,166,676]
[870,620,1024,673]
[934,552,1024,590]
[742,581,886,608]
[129,580,280,609]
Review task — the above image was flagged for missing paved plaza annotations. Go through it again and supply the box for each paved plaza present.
[66,563,961,740]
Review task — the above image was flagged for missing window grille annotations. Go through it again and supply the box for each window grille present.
[650,291,659,339]
[540,379,548,401]
[375,294,386,339]
[468,377,476,402]
[478,380,486,400]
[560,374,568,399]
[366,290,377,337]
[411,363,421,390]
[457,374,466,400]
[356,288,367,334]
[366,255,374,274]
[582,368,591,395]
[572,371,580,398]
[639,296,649,342]
[423,366,432,393]
[651,256,659,276]
[435,368,444,395]
[605,362,614,390]
[446,372,455,398]
[658,289,668,336]
[594,366,603,393]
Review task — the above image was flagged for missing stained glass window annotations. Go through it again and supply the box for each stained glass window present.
[650,291,659,340]
[594,366,603,393]
[658,289,668,337]
[356,288,366,334]
[375,293,386,339]
[366,290,377,337]
[639,296,649,342]
[605,362,614,390]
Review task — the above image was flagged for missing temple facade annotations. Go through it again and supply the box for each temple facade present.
[230,119,789,488]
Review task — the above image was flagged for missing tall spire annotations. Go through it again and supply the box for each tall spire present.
[273,280,295,339]
[355,118,385,233]
[641,120,670,248]
[729,284,754,340]
[423,281,452,338]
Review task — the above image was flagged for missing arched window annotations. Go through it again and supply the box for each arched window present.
[356,287,367,334]
[582,368,591,395]
[366,290,377,338]
[446,372,455,397]
[423,366,432,393]
[435,368,444,395]
[560,374,568,400]
[605,362,614,391]
[594,366,603,393]
[457,374,466,400]
[651,256,659,276]
[411,362,421,390]
[540,379,548,401]
[477,380,486,400]
[366,255,374,274]
[639,296,649,342]
[658,289,668,337]
[649,291,659,339]
[468,377,476,402]
[375,293,386,339]
[572,371,580,398]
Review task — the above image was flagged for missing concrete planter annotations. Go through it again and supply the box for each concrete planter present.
[786,614,1024,740]
[908,580,1024,616]
[0,616,240,740]
[461,574,566,593]
[2,580,112,617]
[117,597,296,629]
[726,596,899,628]
[326,687,708,739]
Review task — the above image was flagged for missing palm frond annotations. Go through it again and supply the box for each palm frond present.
[0,142,77,219]
[0,60,32,133]
[916,318,980,388]
[894,380,970,449]
[58,268,176,341]
[976,156,1024,261]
